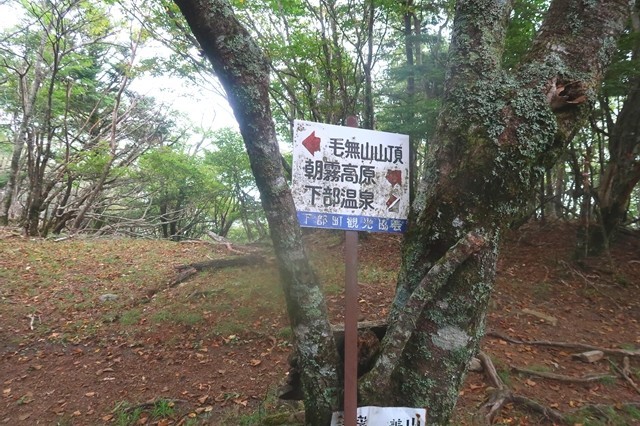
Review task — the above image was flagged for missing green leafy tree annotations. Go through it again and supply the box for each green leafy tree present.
[204,127,265,240]
[0,0,174,235]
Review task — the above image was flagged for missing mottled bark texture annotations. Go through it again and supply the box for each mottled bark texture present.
[172,1,341,425]
[173,0,631,424]
[360,0,631,423]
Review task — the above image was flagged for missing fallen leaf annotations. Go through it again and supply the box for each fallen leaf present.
[85,392,96,397]
[249,359,262,367]
[233,398,248,406]
[197,395,208,404]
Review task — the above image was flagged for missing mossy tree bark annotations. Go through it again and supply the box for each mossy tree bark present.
[172,1,341,425]
[173,0,630,424]
[358,0,631,423]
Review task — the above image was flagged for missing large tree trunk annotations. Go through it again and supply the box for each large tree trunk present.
[173,0,630,424]
[358,0,630,422]
[172,1,341,424]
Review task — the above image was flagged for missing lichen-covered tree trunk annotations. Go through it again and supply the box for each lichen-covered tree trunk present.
[172,1,341,424]
[172,0,630,424]
[359,0,631,423]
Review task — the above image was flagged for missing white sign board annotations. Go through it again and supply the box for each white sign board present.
[330,406,426,426]
[292,120,410,233]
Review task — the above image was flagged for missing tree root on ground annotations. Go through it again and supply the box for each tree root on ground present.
[511,366,615,383]
[137,254,267,303]
[475,351,640,424]
[487,329,640,357]
[170,254,266,287]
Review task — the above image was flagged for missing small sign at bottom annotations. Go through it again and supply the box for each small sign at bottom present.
[331,406,426,426]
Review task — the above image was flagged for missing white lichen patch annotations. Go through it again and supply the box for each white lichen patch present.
[452,217,464,228]
[432,325,470,351]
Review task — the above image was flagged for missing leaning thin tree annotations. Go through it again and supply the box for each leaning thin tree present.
[172,0,632,424]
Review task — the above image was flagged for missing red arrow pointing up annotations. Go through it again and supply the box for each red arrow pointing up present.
[386,170,402,186]
[302,131,321,155]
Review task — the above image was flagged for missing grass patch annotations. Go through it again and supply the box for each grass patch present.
[565,404,638,426]
[359,265,396,284]
[111,399,178,426]
[218,388,304,425]
[119,308,142,326]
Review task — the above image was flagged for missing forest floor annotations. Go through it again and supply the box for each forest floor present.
[1,221,639,425]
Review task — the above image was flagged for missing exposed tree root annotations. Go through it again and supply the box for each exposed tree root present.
[477,351,567,424]
[136,254,268,303]
[511,366,615,383]
[476,351,640,424]
[171,254,266,287]
[487,329,640,357]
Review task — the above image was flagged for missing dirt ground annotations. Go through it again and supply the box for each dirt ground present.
[1,221,639,425]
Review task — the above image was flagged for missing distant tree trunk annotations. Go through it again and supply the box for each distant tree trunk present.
[588,79,640,253]
[0,35,47,226]
[404,1,418,200]
[362,0,375,130]
[174,0,630,424]
[172,1,341,424]
[587,5,640,253]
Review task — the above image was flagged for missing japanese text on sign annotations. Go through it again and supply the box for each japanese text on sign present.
[291,120,410,233]
[331,406,426,426]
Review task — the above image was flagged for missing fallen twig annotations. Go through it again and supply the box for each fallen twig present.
[609,357,640,395]
[559,260,621,308]
[116,398,188,413]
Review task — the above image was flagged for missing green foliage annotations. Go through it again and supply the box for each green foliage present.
[503,0,547,69]
[151,399,175,418]
[204,127,266,240]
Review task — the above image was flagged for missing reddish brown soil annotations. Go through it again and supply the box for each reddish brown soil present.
[1,222,639,425]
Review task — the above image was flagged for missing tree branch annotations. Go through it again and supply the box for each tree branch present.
[360,231,488,398]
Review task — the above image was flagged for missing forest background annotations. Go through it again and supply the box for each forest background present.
[0,0,638,248]
[1,0,640,424]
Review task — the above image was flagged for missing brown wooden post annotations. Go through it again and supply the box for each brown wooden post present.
[343,115,359,426]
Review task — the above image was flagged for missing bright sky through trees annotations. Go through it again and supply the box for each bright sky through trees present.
[0,3,237,133]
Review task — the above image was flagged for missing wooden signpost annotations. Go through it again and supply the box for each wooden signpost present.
[291,117,410,426]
